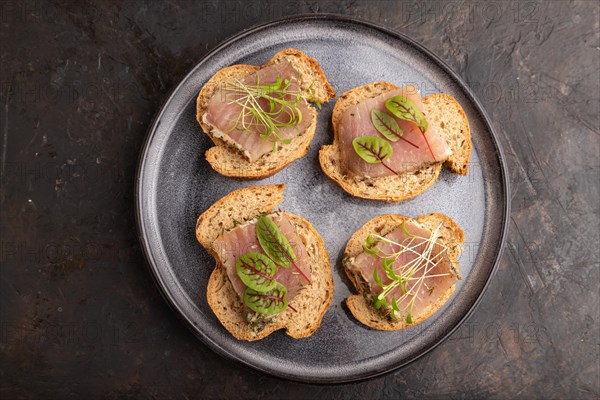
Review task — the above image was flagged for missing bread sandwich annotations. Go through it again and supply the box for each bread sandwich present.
[319,82,471,202]
[195,184,334,340]
[342,213,464,330]
[197,49,335,179]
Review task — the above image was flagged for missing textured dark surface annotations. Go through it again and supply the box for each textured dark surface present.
[1,0,598,398]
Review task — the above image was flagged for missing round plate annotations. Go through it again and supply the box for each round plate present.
[135,15,510,383]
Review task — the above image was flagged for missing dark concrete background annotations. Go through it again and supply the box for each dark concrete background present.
[1,1,598,398]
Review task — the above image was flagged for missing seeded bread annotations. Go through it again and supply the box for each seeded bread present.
[423,93,472,175]
[319,82,471,202]
[343,213,464,331]
[196,49,336,179]
[195,184,334,341]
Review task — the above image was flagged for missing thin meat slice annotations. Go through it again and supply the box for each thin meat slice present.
[213,213,311,302]
[203,59,314,162]
[339,86,452,178]
[346,220,458,317]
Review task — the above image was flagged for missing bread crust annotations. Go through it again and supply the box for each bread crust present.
[423,93,472,175]
[196,49,335,180]
[343,213,464,331]
[319,82,471,202]
[196,185,334,341]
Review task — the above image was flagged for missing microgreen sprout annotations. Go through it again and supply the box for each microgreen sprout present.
[224,77,303,152]
[364,222,459,324]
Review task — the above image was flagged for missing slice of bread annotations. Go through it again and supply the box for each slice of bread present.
[423,93,472,175]
[196,49,336,179]
[195,184,334,341]
[319,82,471,202]
[343,213,464,331]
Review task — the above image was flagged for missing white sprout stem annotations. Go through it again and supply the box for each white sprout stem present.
[398,226,447,316]
[405,273,451,280]
[222,78,302,145]
[400,252,442,315]
[371,226,449,266]
[372,227,447,285]
[369,224,454,319]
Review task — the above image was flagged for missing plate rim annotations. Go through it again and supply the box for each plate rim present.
[134,13,511,384]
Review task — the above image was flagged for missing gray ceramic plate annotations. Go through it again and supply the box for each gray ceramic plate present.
[135,15,509,383]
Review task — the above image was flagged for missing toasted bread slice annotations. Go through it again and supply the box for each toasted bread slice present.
[424,93,472,175]
[319,82,471,202]
[343,213,464,331]
[196,49,336,179]
[195,184,334,341]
